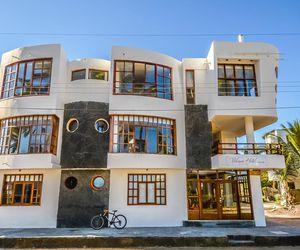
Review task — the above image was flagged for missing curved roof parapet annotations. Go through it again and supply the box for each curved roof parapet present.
[111,46,181,64]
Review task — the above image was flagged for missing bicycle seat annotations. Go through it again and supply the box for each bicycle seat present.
[112,209,118,212]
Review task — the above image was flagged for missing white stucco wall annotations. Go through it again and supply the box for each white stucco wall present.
[109,168,187,227]
[0,169,61,228]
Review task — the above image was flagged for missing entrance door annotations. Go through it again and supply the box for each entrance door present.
[187,171,252,220]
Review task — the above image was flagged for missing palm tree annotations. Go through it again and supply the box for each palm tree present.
[282,120,300,157]
[275,136,300,207]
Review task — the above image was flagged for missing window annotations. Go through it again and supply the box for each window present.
[1,174,43,206]
[1,59,52,99]
[71,69,86,81]
[186,70,195,104]
[65,176,78,190]
[66,118,79,133]
[114,60,172,100]
[94,118,109,133]
[218,64,257,96]
[91,176,105,190]
[89,69,108,81]
[128,174,166,205]
[111,115,176,155]
[0,115,59,155]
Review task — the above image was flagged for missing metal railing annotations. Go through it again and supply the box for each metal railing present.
[212,143,283,155]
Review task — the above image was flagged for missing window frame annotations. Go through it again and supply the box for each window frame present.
[88,69,109,81]
[218,63,257,97]
[110,114,177,155]
[0,115,59,155]
[71,69,86,81]
[1,58,53,99]
[127,173,166,205]
[113,60,173,100]
[0,174,43,206]
[185,69,195,104]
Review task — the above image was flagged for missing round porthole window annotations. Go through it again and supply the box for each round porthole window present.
[65,176,78,190]
[66,118,79,133]
[91,176,105,190]
[94,118,109,133]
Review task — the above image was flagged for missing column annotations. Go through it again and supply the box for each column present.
[249,171,266,227]
[245,117,266,226]
[245,116,255,143]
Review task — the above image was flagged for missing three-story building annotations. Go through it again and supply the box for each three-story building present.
[0,39,285,228]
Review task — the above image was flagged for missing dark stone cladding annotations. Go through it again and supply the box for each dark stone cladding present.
[60,101,109,168]
[57,169,110,228]
[184,105,212,169]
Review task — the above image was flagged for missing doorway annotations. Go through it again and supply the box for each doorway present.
[187,170,253,220]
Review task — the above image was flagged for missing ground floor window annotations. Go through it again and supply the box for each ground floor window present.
[187,170,252,220]
[1,174,43,206]
[128,174,166,205]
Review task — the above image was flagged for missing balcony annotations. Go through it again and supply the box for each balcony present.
[212,143,282,155]
[211,143,285,170]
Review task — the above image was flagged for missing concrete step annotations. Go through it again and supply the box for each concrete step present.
[183,220,255,228]
[228,235,255,246]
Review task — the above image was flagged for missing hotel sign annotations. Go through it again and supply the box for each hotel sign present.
[214,155,268,169]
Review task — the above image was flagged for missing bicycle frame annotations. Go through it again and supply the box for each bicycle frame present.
[102,209,118,227]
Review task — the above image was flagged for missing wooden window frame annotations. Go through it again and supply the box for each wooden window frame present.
[218,64,257,97]
[0,174,43,206]
[88,69,109,81]
[110,114,177,155]
[71,69,86,81]
[0,115,59,155]
[185,69,195,104]
[127,174,166,205]
[1,58,52,99]
[113,60,173,100]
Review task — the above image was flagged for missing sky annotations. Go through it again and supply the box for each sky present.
[0,0,299,142]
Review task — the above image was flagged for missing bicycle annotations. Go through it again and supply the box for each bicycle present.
[90,209,127,230]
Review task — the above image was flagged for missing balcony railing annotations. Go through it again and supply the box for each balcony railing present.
[212,143,283,156]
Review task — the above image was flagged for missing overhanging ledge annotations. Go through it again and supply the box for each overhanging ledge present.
[211,154,285,170]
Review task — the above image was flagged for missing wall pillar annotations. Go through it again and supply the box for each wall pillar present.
[250,171,266,227]
[245,116,255,143]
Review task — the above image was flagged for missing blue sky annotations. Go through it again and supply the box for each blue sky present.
[0,0,299,141]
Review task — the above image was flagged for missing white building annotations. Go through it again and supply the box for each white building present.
[0,38,285,228]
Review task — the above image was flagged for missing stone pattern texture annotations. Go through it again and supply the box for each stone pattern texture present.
[60,101,109,168]
[57,169,110,228]
[185,105,212,169]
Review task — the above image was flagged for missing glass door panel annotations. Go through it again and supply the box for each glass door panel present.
[200,181,219,219]
[220,181,239,219]
[187,179,200,220]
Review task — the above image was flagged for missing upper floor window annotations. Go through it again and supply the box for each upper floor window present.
[0,115,59,155]
[1,174,43,206]
[1,59,52,99]
[114,60,172,100]
[110,115,176,155]
[71,69,86,81]
[186,70,195,104]
[89,69,108,81]
[218,64,257,97]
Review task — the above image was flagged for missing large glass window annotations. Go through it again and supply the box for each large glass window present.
[1,174,43,206]
[2,59,52,99]
[218,64,257,96]
[114,61,172,100]
[111,115,176,155]
[128,174,166,205]
[0,115,59,155]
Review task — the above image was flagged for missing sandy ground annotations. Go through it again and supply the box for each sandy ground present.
[264,202,300,218]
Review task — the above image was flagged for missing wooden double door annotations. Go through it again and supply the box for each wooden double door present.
[187,172,252,220]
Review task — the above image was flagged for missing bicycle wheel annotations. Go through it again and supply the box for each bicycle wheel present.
[90,215,105,230]
[113,214,127,229]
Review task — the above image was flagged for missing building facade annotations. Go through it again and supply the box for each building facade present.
[0,40,285,228]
